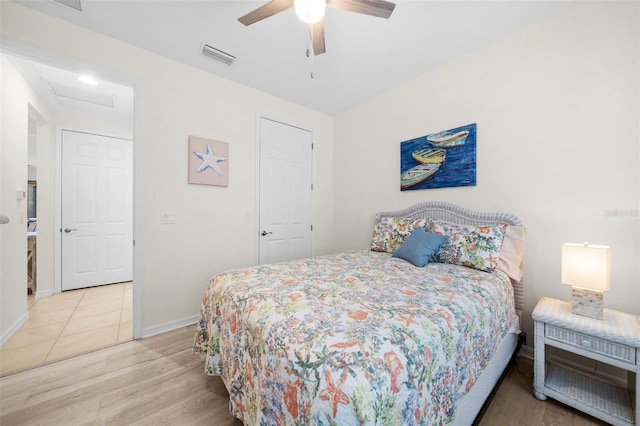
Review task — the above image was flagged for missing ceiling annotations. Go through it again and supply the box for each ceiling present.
[12,0,570,116]
[9,55,134,123]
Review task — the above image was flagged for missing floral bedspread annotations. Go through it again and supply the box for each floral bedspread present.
[193,250,519,425]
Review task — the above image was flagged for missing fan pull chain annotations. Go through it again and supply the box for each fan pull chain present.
[307,26,314,79]
[305,48,313,78]
[310,49,315,79]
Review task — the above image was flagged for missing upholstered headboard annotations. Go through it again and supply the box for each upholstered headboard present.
[376,201,525,320]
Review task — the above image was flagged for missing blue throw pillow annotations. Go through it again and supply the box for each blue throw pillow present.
[392,229,448,267]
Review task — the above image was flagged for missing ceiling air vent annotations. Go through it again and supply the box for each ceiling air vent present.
[53,0,83,12]
[202,44,235,66]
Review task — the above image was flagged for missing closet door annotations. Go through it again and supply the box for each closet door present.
[258,118,313,264]
[61,130,132,290]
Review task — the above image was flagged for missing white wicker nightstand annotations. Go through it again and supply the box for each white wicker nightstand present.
[533,297,640,426]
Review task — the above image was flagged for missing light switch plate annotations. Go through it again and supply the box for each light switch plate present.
[161,211,176,224]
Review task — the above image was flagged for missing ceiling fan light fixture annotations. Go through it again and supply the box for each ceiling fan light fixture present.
[294,0,326,24]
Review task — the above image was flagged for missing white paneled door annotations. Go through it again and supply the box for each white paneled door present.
[258,118,313,264]
[61,130,133,291]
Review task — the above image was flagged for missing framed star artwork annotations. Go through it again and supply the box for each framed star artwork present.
[188,135,229,186]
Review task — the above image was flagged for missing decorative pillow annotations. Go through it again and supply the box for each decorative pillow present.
[392,229,449,267]
[428,219,508,273]
[496,225,526,282]
[370,216,427,253]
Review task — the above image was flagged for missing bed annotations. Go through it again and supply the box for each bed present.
[193,201,526,425]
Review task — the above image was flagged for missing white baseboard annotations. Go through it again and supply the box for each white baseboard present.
[520,343,626,387]
[0,311,29,348]
[35,288,54,298]
[141,314,199,339]
[519,344,534,360]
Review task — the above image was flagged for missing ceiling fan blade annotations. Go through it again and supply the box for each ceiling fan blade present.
[238,0,294,26]
[308,21,326,55]
[327,0,395,19]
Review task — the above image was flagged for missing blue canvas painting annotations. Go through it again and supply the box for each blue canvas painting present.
[400,123,477,191]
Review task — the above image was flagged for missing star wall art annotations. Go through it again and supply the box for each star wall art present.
[188,135,229,186]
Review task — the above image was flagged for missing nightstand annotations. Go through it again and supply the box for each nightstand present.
[533,297,640,426]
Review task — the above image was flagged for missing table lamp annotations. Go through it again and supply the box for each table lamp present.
[561,242,611,319]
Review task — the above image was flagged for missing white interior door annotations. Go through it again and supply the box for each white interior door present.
[61,130,133,290]
[259,118,313,264]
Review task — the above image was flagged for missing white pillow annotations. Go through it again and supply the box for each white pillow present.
[496,225,526,282]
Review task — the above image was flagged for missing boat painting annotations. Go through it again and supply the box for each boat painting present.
[412,148,446,164]
[427,130,469,148]
[401,163,440,189]
[400,123,476,191]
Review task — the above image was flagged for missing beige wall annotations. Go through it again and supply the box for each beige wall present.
[0,54,53,338]
[333,1,640,344]
[3,1,637,346]
[1,2,334,335]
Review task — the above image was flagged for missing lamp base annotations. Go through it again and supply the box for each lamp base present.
[571,287,604,320]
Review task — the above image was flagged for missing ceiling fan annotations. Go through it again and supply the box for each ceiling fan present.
[238,0,396,55]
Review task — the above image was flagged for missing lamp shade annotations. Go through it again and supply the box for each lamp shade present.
[561,243,611,291]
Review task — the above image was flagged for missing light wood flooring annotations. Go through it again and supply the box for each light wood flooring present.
[0,324,607,426]
[0,282,132,377]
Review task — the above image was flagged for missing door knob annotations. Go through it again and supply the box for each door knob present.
[261,231,273,236]
[64,228,77,233]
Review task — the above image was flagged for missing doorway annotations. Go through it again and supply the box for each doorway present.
[0,51,138,375]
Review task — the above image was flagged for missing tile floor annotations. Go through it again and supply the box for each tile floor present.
[0,281,132,377]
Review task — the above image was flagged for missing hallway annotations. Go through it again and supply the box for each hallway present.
[0,282,132,376]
